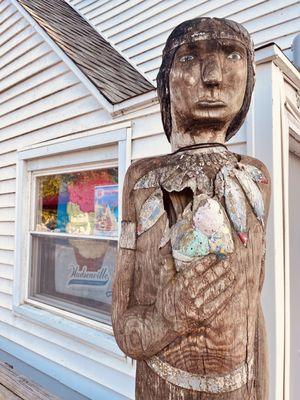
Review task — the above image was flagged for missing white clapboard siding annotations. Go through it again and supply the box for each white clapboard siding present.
[0,0,108,327]
[0,207,15,221]
[0,25,36,57]
[0,3,16,23]
[0,84,91,132]
[0,250,14,267]
[0,71,79,116]
[100,0,180,35]
[0,308,134,397]
[0,166,16,181]
[0,1,254,398]
[0,277,12,294]
[99,0,169,34]
[0,0,11,13]
[0,194,15,209]
[132,0,300,68]
[0,152,16,169]
[0,181,16,195]
[0,32,43,68]
[0,222,14,236]
[132,111,163,138]
[0,107,110,156]
[0,95,103,143]
[0,52,60,93]
[0,17,30,47]
[0,264,13,281]
[0,307,124,377]
[68,0,300,82]
[0,293,13,310]
[81,0,127,16]
[0,43,52,83]
[0,2,140,398]
[0,237,14,252]
[0,62,69,105]
[87,0,146,21]
[0,10,23,35]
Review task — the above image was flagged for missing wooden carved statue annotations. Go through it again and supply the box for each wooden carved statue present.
[112,17,271,400]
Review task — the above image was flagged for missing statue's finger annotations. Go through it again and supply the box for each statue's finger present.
[182,254,218,280]
[200,278,236,319]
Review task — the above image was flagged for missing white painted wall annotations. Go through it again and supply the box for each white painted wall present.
[1,0,299,399]
[0,1,111,303]
[0,2,248,397]
[67,0,300,82]
[0,2,135,399]
[289,151,300,400]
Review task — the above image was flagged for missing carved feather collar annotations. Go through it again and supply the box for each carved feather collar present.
[133,149,267,269]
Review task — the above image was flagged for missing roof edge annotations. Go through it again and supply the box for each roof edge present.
[12,0,114,114]
[66,0,155,89]
[112,90,158,117]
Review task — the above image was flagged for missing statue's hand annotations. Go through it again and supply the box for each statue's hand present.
[156,254,236,334]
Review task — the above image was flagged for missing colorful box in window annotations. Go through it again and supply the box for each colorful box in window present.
[94,185,118,237]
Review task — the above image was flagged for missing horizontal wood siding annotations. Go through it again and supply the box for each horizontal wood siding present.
[0,1,251,397]
[0,4,136,397]
[68,0,300,82]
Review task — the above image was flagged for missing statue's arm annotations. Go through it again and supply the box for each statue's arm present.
[239,155,271,289]
[112,248,178,360]
[112,160,178,360]
[239,155,271,400]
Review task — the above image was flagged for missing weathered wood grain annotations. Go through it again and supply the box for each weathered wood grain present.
[0,384,22,400]
[0,361,59,400]
[112,17,270,400]
[113,149,271,399]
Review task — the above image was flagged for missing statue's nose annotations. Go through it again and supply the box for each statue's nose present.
[201,55,222,86]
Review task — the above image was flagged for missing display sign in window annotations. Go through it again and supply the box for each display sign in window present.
[30,168,119,324]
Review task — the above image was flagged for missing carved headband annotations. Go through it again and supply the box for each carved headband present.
[163,31,251,55]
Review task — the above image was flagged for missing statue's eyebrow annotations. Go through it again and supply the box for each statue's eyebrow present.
[178,42,198,53]
[186,42,198,50]
[218,40,246,53]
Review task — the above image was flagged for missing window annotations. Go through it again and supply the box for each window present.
[30,168,118,324]
[14,128,128,330]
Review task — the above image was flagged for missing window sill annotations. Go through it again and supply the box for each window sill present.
[13,301,125,360]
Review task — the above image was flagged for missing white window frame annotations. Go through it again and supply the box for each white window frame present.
[13,128,128,357]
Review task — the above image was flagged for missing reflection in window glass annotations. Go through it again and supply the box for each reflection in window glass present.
[36,168,118,237]
[30,235,117,323]
[31,167,119,324]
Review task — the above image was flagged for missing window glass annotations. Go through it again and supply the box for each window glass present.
[36,168,118,237]
[30,235,116,323]
[30,167,119,324]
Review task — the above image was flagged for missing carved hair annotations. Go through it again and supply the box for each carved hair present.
[157,17,255,142]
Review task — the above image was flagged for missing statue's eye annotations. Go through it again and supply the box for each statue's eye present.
[179,55,194,63]
[227,52,242,60]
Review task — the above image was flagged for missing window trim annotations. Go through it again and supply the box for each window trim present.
[13,128,128,357]
[29,161,119,324]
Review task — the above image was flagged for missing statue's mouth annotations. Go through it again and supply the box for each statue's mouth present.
[197,99,226,107]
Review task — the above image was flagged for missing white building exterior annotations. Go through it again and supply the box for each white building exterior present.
[67,0,300,81]
[0,1,299,399]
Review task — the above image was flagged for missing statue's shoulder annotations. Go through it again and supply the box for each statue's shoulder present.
[124,154,171,189]
[122,155,170,220]
[237,154,270,184]
[234,154,271,209]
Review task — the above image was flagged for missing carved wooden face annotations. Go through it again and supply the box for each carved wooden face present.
[169,39,248,136]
